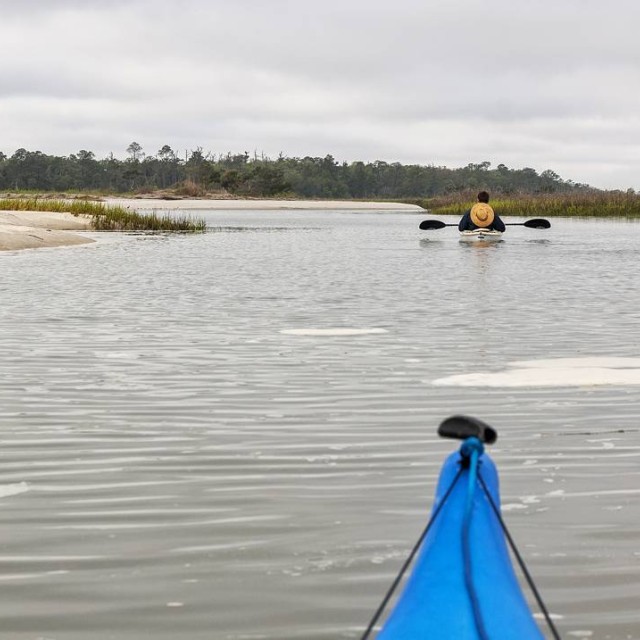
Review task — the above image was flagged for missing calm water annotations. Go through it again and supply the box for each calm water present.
[0,210,639,640]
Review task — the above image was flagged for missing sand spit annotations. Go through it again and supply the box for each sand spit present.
[104,198,422,211]
[0,211,94,252]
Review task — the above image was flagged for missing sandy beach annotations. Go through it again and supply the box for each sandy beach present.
[0,211,94,252]
[0,199,421,252]
[104,197,422,211]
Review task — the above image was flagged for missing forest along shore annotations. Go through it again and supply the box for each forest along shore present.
[0,211,94,251]
[0,200,422,252]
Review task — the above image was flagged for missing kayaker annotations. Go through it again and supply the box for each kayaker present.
[458,191,506,232]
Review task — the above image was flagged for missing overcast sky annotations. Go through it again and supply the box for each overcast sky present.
[2,0,639,189]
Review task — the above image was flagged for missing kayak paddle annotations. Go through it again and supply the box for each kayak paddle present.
[509,218,551,229]
[419,218,550,230]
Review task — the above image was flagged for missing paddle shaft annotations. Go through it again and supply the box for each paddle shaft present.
[425,223,533,226]
[504,222,539,226]
[419,218,550,230]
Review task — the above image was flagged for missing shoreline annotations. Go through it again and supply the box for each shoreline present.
[1,200,421,251]
[103,197,423,210]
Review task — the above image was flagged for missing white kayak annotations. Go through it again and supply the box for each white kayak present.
[459,229,503,242]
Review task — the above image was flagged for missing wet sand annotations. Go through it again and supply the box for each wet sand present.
[0,211,94,251]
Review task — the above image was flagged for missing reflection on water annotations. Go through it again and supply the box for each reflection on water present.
[0,212,639,639]
[459,238,505,248]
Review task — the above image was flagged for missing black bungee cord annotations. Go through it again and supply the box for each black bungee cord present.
[361,415,562,640]
[477,472,562,640]
[360,465,562,640]
[359,466,464,640]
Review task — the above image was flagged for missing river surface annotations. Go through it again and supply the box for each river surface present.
[1,209,639,639]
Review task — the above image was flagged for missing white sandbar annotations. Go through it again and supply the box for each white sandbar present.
[281,328,388,336]
[0,211,94,252]
[104,198,421,211]
[432,357,640,388]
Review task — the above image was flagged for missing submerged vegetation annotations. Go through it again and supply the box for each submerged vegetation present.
[414,190,640,218]
[0,198,206,232]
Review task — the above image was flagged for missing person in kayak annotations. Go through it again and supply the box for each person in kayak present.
[458,191,506,232]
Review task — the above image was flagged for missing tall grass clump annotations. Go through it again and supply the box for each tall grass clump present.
[0,198,206,232]
[0,198,110,215]
[416,190,640,218]
[173,179,207,197]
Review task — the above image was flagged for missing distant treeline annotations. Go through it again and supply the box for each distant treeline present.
[0,143,590,198]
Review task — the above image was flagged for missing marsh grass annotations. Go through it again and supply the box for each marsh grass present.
[0,198,206,232]
[414,191,640,218]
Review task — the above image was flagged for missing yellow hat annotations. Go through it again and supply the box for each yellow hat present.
[470,203,494,228]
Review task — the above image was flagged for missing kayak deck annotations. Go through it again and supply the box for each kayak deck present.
[459,229,503,241]
[375,437,545,639]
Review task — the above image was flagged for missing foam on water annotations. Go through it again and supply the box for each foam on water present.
[432,356,640,387]
[280,328,387,336]
[0,482,29,499]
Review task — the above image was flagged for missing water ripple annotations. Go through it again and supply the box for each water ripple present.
[0,213,638,638]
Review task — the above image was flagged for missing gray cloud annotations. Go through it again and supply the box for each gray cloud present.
[1,0,640,188]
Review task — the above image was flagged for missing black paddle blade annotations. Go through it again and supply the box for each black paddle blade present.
[523,218,551,229]
[438,415,498,445]
[419,220,447,230]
